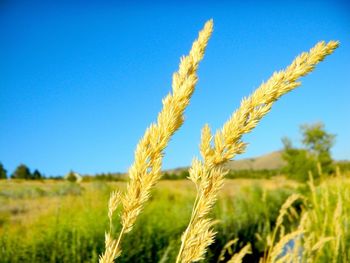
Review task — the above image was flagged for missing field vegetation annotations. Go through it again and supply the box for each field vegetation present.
[0,173,349,262]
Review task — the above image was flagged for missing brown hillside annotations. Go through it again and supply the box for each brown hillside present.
[224,151,286,170]
[164,151,286,174]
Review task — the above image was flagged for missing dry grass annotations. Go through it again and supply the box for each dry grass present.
[2,175,348,262]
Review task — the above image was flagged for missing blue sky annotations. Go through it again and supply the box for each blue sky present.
[1,1,349,176]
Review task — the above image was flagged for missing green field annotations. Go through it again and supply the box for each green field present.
[0,176,349,262]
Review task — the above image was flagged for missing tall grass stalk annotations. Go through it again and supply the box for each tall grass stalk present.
[175,40,339,263]
[99,20,213,263]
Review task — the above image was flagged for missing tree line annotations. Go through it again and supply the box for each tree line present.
[282,122,337,181]
[1,122,348,182]
[0,163,43,180]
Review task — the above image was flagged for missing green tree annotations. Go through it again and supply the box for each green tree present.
[12,164,31,179]
[282,137,317,181]
[32,169,42,180]
[66,171,79,182]
[282,123,335,181]
[300,123,335,174]
[0,162,7,179]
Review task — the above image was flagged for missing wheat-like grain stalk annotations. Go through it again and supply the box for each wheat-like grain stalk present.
[270,229,304,262]
[99,19,213,263]
[263,193,303,261]
[227,244,251,263]
[176,40,339,263]
[217,239,239,262]
[332,192,343,263]
[263,194,303,262]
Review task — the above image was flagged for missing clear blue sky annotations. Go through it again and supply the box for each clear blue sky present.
[1,1,349,176]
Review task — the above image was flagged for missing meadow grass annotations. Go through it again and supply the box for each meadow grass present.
[1,175,349,262]
[0,178,299,263]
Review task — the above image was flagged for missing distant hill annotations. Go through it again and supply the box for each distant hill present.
[165,151,286,174]
[224,151,286,171]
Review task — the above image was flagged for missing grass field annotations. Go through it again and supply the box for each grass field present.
[1,175,348,263]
